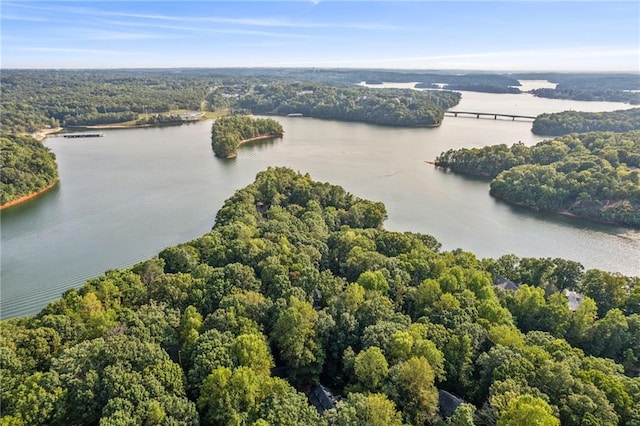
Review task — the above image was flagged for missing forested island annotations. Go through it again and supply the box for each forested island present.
[435,131,640,227]
[1,167,638,425]
[211,115,284,158]
[532,108,640,136]
[234,83,461,127]
[0,134,59,208]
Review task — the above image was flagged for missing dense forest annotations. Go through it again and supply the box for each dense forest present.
[234,83,461,127]
[211,115,284,158]
[0,70,211,133]
[532,108,640,136]
[435,131,640,227]
[1,167,639,425]
[0,134,59,206]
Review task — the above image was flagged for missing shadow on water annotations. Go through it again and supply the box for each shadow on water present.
[495,198,640,238]
[237,136,282,157]
[433,166,639,239]
[1,183,61,223]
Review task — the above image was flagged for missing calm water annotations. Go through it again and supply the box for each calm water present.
[2,85,638,318]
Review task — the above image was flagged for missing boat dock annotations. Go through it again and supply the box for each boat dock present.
[63,133,105,138]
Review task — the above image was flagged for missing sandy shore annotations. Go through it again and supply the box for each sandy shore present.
[30,127,63,141]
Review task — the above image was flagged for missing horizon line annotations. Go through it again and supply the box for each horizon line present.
[2,66,639,74]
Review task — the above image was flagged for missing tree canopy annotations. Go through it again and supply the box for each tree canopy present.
[532,108,640,136]
[2,167,639,425]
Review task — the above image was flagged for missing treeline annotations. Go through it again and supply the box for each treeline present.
[1,134,58,206]
[211,115,284,158]
[532,108,640,136]
[135,114,185,126]
[435,131,640,226]
[417,83,521,94]
[1,167,638,425]
[234,83,461,127]
[64,111,139,127]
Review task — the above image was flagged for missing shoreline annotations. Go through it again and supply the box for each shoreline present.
[3,129,64,210]
[239,132,283,146]
[1,180,59,210]
[489,192,637,228]
[222,133,284,158]
[426,161,637,228]
[30,127,63,142]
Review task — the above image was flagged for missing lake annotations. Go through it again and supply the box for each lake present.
[2,84,638,318]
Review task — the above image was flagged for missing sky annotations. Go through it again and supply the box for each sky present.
[2,1,639,72]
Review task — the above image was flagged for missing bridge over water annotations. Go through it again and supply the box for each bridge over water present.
[445,110,537,121]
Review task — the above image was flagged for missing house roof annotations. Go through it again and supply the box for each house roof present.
[439,389,465,418]
[493,275,520,291]
[308,384,339,414]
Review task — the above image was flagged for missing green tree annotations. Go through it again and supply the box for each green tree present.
[387,356,439,425]
[448,403,476,425]
[271,296,324,384]
[324,392,404,426]
[230,333,274,377]
[353,346,389,392]
[496,395,560,426]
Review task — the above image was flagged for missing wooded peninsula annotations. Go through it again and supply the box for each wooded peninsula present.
[532,108,640,136]
[2,167,639,425]
[0,134,59,207]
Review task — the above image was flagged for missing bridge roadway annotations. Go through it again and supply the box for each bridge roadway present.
[445,110,536,121]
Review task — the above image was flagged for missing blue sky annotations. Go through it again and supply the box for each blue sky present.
[2,1,639,71]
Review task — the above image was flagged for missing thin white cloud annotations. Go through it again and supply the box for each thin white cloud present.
[101,12,401,30]
[2,14,51,22]
[71,29,180,41]
[100,18,336,40]
[12,47,154,56]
